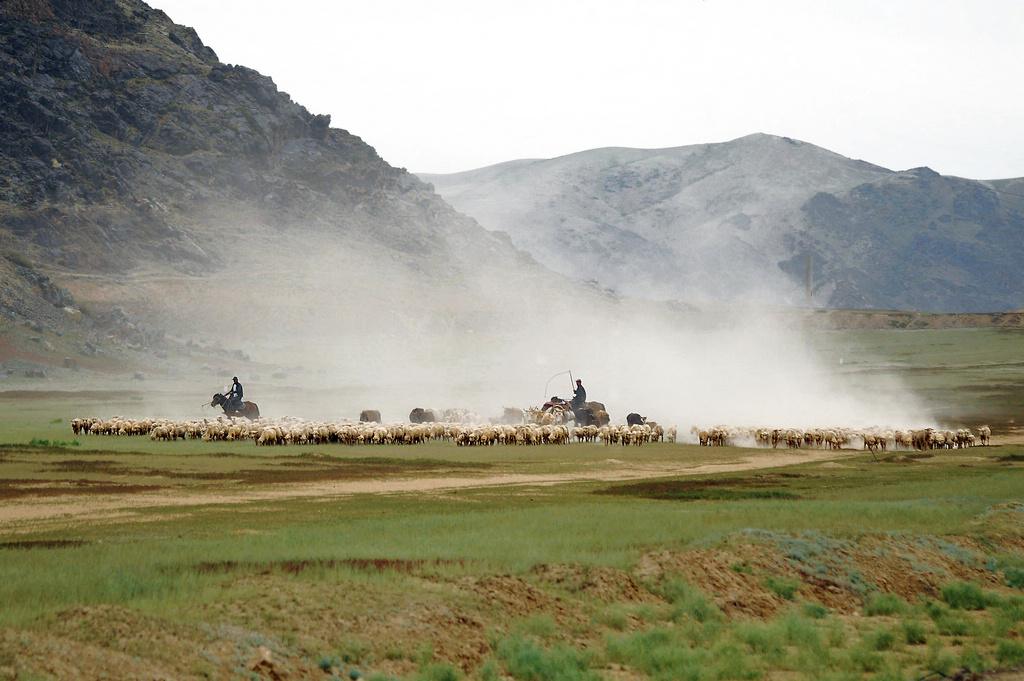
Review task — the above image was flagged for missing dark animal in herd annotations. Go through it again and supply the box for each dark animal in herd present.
[576,401,611,427]
[360,409,382,423]
[409,407,444,423]
[210,393,260,421]
[626,412,646,427]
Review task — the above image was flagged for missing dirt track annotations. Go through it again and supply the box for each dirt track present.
[0,449,849,532]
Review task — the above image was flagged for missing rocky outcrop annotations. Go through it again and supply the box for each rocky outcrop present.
[0,0,443,274]
[0,0,591,378]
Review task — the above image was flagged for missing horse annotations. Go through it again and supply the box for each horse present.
[211,393,260,420]
[575,401,610,427]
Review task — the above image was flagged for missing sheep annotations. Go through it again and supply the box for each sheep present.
[73,409,995,456]
[649,423,665,443]
[708,426,729,446]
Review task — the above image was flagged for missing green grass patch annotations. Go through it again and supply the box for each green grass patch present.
[1004,566,1024,589]
[995,640,1024,667]
[802,602,829,619]
[660,578,723,624]
[495,635,598,681]
[763,576,800,600]
[27,439,80,448]
[605,628,728,681]
[416,664,463,681]
[901,619,929,645]
[598,477,801,501]
[864,592,906,616]
[941,581,989,610]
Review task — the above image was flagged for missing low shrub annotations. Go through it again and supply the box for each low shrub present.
[864,592,904,616]
[416,664,462,681]
[661,578,722,624]
[849,643,884,672]
[926,641,957,676]
[934,611,977,637]
[4,251,33,269]
[1004,566,1024,589]
[802,602,829,619]
[995,595,1024,623]
[901,620,928,645]
[594,605,628,631]
[515,614,557,640]
[868,627,897,651]
[735,622,785,663]
[763,576,800,601]
[996,640,1024,667]
[941,581,988,610]
[780,612,823,649]
[496,635,598,681]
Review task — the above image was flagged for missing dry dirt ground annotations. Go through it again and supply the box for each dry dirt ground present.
[0,448,841,533]
[2,447,1024,680]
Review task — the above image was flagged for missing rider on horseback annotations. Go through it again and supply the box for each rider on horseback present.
[226,377,243,412]
[571,379,586,412]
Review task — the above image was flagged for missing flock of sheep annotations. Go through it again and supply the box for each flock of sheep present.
[69,415,677,447]
[70,414,991,451]
[689,424,992,450]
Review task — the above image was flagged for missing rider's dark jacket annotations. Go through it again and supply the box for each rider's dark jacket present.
[229,381,243,400]
[572,383,586,407]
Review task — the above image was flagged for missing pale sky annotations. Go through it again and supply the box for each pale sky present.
[152,0,1024,179]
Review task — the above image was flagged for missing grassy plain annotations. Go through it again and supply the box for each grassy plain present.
[809,326,1024,428]
[1,326,1023,680]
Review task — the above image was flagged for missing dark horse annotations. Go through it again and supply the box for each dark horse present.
[211,393,260,420]
[574,400,610,427]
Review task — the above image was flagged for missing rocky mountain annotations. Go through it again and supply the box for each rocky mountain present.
[0,0,615,407]
[421,135,1024,313]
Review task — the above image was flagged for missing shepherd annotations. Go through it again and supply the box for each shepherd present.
[226,376,243,412]
[571,378,586,414]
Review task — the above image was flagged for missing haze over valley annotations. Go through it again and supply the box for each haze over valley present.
[0,0,1016,430]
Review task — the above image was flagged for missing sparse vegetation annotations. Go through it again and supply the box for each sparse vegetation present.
[941,581,990,611]
[1,393,1024,680]
[3,251,33,269]
[864,592,906,616]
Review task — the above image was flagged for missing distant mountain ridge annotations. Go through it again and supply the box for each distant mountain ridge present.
[421,135,1024,312]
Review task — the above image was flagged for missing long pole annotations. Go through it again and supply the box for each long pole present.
[543,370,572,403]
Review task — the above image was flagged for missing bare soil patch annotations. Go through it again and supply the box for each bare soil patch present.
[0,448,846,532]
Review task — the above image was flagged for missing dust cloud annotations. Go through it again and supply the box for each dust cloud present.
[109,216,933,431]
[171,258,927,433]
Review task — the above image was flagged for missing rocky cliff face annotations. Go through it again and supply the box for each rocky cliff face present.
[0,0,417,273]
[0,0,597,396]
[422,136,1024,313]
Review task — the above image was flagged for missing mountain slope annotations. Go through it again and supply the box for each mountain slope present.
[0,0,626,413]
[421,135,1024,312]
[0,0,577,338]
